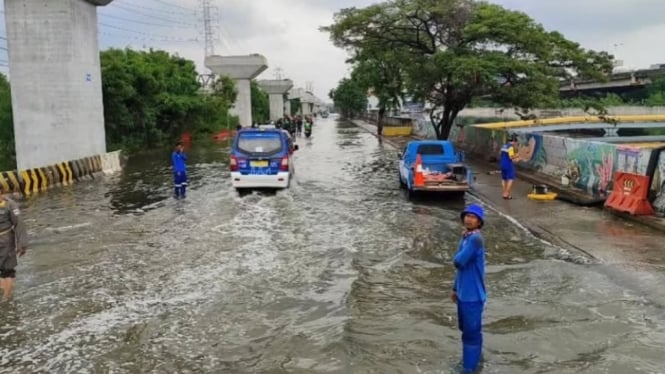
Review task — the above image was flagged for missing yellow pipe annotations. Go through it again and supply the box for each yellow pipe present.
[473,115,665,129]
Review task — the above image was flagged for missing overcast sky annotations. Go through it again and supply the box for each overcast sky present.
[2,0,664,101]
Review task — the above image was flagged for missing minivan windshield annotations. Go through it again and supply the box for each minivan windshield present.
[237,133,283,156]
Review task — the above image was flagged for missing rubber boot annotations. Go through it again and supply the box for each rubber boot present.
[462,344,482,373]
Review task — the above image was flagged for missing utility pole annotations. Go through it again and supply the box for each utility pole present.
[274,67,283,80]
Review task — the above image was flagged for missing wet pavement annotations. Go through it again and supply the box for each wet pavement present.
[1,117,664,373]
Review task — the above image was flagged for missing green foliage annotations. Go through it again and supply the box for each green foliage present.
[250,80,270,123]
[290,97,301,115]
[644,75,665,106]
[328,78,368,118]
[323,0,613,139]
[0,74,14,170]
[349,47,406,124]
[101,48,237,151]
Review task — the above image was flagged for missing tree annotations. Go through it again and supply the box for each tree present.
[211,75,238,105]
[100,48,237,150]
[0,74,14,170]
[645,75,665,106]
[290,97,302,115]
[250,80,270,123]
[350,47,406,131]
[329,78,368,119]
[323,0,613,139]
[101,48,203,148]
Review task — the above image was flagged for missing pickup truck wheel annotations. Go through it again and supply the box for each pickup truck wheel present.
[406,188,415,200]
[450,191,466,199]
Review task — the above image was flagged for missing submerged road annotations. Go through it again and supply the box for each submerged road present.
[1,118,664,373]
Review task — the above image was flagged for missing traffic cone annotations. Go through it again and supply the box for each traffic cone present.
[414,154,424,187]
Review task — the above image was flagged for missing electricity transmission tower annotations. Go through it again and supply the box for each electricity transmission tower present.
[198,0,219,90]
[274,67,283,80]
[201,0,216,58]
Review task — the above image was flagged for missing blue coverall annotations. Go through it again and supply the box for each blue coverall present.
[453,230,486,372]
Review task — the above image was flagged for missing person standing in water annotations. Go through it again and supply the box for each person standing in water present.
[172,142,188,199]
[0,194,28,301]
[451,204,486,373]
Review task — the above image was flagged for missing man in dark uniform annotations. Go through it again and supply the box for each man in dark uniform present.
[0,194,28,301]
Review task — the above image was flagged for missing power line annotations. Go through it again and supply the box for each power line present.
[147,0,197,12]
[105,4,197,26]
[114,0,197,16]
[99,13,196,29]
[99,31,198,43]
[99,23,197,41]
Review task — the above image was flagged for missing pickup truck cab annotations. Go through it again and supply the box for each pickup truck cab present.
[230,127,298,191]
[398,140,472,197]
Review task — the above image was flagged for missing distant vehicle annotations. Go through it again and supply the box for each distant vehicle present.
[320,112,329,118]
[397,140,472,198]
[230,127,298,191]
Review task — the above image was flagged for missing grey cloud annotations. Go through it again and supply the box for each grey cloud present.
[281,0,381,13]
[492,0,665,39]
[216,2,288,42]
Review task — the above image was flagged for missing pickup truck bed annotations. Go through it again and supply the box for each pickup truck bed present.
[414,162,469,192]
[398,140,472,195]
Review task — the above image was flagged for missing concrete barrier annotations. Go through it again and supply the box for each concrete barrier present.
[101,150,122,175]
[0,150,123,196]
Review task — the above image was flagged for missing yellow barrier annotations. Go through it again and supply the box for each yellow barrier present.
[0,152,121,196]
[383,126,413,136]
[473,115,665,130]
[618,142,665,149]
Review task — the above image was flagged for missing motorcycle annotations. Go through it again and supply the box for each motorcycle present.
[304,122,312,138]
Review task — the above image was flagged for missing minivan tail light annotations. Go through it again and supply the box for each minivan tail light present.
[230,156,238,171]
[279,156,289,171]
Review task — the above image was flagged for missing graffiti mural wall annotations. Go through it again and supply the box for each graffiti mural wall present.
[553,138,617,195]
[652,151,665,214]
[449,125,505,159]
[452,125,656,196]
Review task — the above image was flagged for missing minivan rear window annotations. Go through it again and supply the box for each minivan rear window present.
[237,133,283,155]
[416,144,444,155]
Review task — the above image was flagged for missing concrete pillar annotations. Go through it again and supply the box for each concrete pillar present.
[4,0,114,170]
[205,54,268,127]
[301,102,310,115]
[258,79,293,120]
[234,79,251,127]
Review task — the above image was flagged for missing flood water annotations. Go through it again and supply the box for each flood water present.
[1,118,664,373]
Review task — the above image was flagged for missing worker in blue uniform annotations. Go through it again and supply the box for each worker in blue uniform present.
[171,142,188,199]
[451,203,487,373]
[500,134,521,199]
